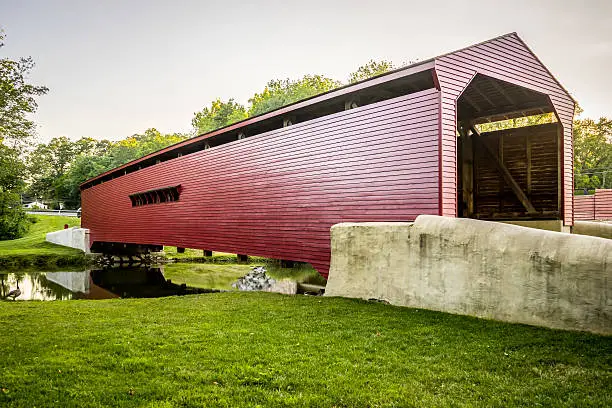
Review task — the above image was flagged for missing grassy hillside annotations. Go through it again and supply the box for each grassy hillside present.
[0,215,85,269]
[0,293,609,407]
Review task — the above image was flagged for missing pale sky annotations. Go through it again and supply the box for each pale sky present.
[1,0,611,143]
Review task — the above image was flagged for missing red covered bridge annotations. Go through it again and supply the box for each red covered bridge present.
[81,33,575,277]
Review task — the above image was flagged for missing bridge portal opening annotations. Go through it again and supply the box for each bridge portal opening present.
[456,74,562,222]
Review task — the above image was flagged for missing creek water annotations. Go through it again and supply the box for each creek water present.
[0,267,210,301]
[0,263,323,301]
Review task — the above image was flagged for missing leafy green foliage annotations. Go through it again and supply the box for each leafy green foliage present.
[248,75,341,117]
[192,98,248,135]
[107,128,187,166]
[0,143,25,192]
[348,59,395,83]
[0,29,47,239]
[574,117,612,190]
[0,190,30,240]
[59,154,114,206]
[26,136,77,204]
[0,33,48,148]
[0,293,608,406]
[477,112,557,133]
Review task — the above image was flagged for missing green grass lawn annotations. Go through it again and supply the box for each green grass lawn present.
[0,215,85,269]
[0,293,609,407]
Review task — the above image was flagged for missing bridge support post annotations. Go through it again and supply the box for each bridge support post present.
[203,250,212,257]
[177,247,185,254]
[281,260,294,268]
[237,254,248,263]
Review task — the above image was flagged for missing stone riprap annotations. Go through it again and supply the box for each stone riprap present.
[232,266,276,291]
[232,266,298,295]
[325,215,612,335]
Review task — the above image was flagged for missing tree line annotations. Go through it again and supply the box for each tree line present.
[1,27,611,240]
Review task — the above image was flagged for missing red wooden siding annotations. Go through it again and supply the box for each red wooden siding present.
[575,190,612,221]
[433,62,474,217]
[597,190,612,219]
[574,195,596,220]
[434,33,575,225]
[82,89,441,277]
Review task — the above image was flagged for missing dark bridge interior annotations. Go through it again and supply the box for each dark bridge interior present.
[457,74,561,220]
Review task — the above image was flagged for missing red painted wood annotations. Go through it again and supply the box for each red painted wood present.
[594,189,612,220]
[434,33,575,225]
[573,190,612,221]
[82,90,442,277]
[574,195,596,220]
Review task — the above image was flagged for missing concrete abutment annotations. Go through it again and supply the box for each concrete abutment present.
[325,215,611,335]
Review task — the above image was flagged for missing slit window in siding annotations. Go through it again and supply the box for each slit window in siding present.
[130,185,182,207]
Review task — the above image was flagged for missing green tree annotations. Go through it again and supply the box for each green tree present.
[0,143,25,192]
[60,154,114,206]
[108,128,187,167]
[0,29,47,239]
[0,144,28,239]
[574,116,612,191]
[477,112,556,133]
[73,137,112,156]
[192,99,247,135]
[26,136,77,207]
[131,128,187,158]
[248,75,341,117]
[348,60,395,83]
[0,30,48,149]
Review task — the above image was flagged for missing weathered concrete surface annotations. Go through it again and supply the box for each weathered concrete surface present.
[46,228,91,253]
[572,221,612,240]
[325,216,611,334]
[501,220,570,233]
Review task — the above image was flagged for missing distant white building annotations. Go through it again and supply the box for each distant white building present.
[24,200,48,210]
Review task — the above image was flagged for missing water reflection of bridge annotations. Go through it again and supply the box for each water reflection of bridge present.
[46,271,118,300]
[2,268,217,301]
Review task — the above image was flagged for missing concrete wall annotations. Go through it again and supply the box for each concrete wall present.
[46,228,91,253]
[325,216,611,335]
[501,220,570,233]
[572,221,612,240]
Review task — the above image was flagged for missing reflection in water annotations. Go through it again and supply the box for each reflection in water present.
[1,272,76,301]
[90,267,219,298]
[0,266,219,301]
